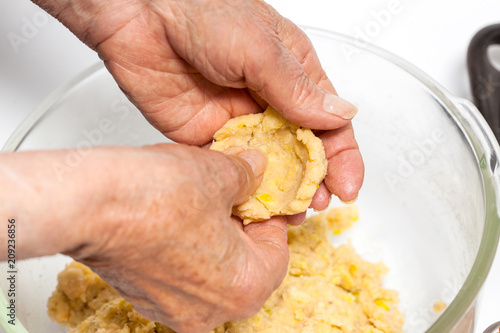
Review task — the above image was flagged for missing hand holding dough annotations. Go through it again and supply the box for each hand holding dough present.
[210,107,327,224]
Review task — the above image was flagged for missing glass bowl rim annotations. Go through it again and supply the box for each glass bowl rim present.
[2,26,500,333]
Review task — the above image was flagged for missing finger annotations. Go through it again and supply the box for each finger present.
[309,182,331,211]
[222,149,268,205]
[243,13,357,130]
[245,43,357,130]
[284,212,307,226]
[273,19,362,203]
[319,123,364,201]
[243,217,289,289]
[276,17,336,94]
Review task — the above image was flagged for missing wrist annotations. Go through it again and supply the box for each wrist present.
[0,149,118,260]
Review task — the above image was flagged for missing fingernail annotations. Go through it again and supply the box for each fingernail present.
[323,93,358,120]
[237,149,267,177]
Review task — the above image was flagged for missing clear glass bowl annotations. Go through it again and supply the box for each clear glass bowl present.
[1,27,500,333]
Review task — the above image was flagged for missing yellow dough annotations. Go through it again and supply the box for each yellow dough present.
[47,262,121,327]
[210,106,327,224]
[48,206,404,333]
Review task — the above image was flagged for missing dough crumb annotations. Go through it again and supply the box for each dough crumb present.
[210,106,328,224]
[432,300,447,313]
[48,205,404,333]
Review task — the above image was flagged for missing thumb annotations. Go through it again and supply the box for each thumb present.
[244,28,357,130]
[222,148,268,206]
[243,217,289,290]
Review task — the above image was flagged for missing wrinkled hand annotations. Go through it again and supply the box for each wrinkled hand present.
[42,0,364,207]
[26,0,365,329]
[2,144,288,333]
[71,145,288,333]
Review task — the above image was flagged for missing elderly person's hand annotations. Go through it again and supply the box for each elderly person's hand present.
[5,0,366,331]
[36,0,364,207]
[1,145,289,332]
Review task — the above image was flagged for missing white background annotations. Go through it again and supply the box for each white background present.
[1,0,499,331]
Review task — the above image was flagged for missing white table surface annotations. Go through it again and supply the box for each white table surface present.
[1,0,499,332]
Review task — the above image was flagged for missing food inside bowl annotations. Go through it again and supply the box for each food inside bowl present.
[1,27,498,333]
[47,205,404,332]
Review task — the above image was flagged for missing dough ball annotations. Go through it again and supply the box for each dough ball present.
[210,106,327,224]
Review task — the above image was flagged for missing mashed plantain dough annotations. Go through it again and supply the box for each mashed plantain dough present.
[210,106,327,224]
[48,206,404,333]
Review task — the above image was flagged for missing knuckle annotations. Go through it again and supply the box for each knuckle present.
[284,71,315,113]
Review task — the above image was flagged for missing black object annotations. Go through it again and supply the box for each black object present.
[467,24,500,141]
